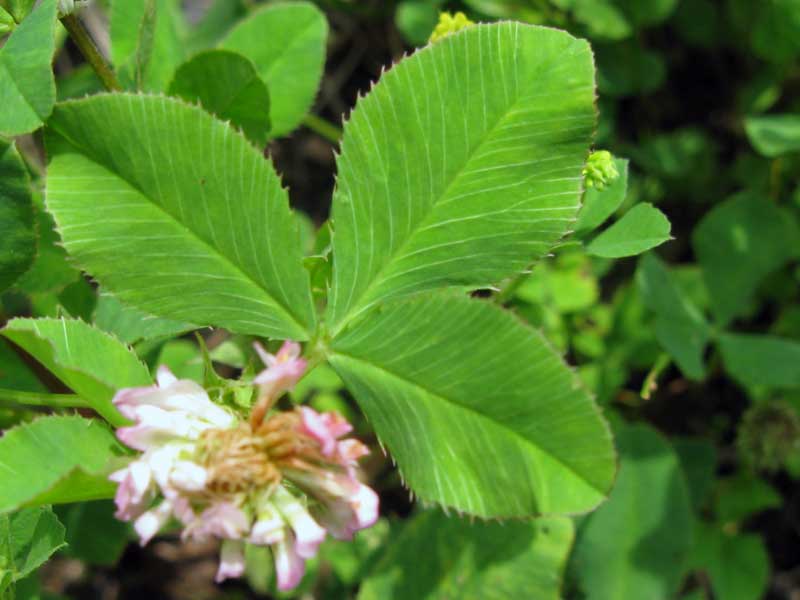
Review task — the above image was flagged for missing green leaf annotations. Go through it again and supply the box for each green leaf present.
[93,292,194,345]
[748,0,800,64]
[714,473,781,524]
[636,254,710,379]
[595,41,665,97]
[5,0,35,23]
[45,93,315,340]
[327,23,596,333]
[185,0,246,53]
[0,416,127,513]
[0,507,65,591]
[13,192,81,296]
[572,422,693,600]
[574,158,628,235]
[330,294,615,518]
[220,1,328,137]
[110,0,186,91]
[1,318,151,425]
[614,0,677,28]
[572,0,632,40]
[692,192,800,326]
[359,511,574,600]
[719,333,800,389]
[57,501,129,566]
[672,437,716,511]
[744,114,800,157]
[168,50,271,146]
[395,0,444,45]
[0,141,35,293]
[587,203,671,258]
[689,522,769,600]
[0,339,47,393]
[0,0,57,136]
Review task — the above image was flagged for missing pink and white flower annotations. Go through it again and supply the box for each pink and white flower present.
[253,341,307,403]
[109,347,379,592]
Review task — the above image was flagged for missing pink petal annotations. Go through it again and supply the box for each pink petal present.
[276,341,302,362]
[215,540,246,583]
[273,536,306,591]
[111,461,153,521]
[253,342,307,402]
[298,407,352,457]
[337,439,370,465]
[183,502,249,541]
[352,483,380,530]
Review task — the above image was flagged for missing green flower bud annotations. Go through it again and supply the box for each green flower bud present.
[429,11,474,44]
[582,150,619,191]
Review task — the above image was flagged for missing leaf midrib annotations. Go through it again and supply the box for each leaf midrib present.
[47,105,309,338]
[330,28,588,335]
[330,350,608,497]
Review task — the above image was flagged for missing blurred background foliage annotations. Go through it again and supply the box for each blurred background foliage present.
[1,0,800,598]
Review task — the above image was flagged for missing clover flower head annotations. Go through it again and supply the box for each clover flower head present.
[429,11,474,44]
[109,344,378,590]
[583,150,619,191]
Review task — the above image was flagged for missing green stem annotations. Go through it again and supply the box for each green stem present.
[60,14,121,92]
[303,114,342,144]
[0,388,89,409]
[640,353,671,400]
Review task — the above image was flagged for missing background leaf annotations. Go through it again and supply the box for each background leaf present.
[0,416,127,513]
[0,0,57,136]
[744,114,800,157]
[689,522,769,600]
[327,23,596,334]
[1,318,151,424]
[571,422,693,600]
[45,94,315,340]
[56,501,130,567]
[359,511,574,600]
[636,254,710,379]
[719,333,800,389]
[93,292,194,345]
[220,1,328,138]
[168,49,271,146]
[330,293,614,518]
[0,141,35,293]
[692,192,800,326]
[110,0,186,91]
[0,506,65,594]
[586,203,671,258]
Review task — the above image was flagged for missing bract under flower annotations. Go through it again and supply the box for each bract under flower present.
[109,353,379,592]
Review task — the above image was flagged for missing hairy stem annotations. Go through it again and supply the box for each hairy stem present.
[60,14,122,92]
[0,388,89,409]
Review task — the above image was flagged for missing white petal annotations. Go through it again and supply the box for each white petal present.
[215,540,246,583]
[156,365,178,387]
[134,500,173,546]
[169,460,208,492]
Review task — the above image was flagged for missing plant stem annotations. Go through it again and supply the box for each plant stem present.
[60,14,121,92]
[303,114,342,144]
[640,353,671,400]
[0,388,89,409]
